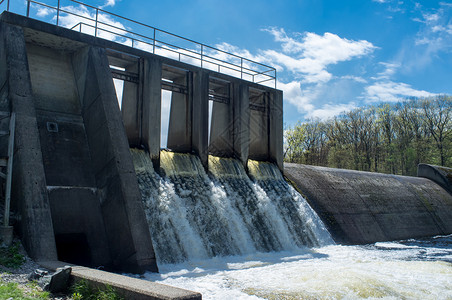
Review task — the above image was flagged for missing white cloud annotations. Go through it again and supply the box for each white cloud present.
[391,3,452,74]
[262,28,376,84]
[423,12,440,22]
[58,5,129,44]
[414,5,452,45]
[36,7,53,17]
[373,0,389,3]
[278,80,316,113]
[308,102,357,120]
[100,0,117,9]
[215,42,259,61]
[364,81,436,102]
[372,62,400,80]
[260,29,376,116]
[278,76,368,118]
[263,50,332,83]
[341,75,368,83]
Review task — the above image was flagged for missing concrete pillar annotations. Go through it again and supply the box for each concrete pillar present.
[233,83,250,168]
[140,57,162,164]
[2,23,58,261]
[269,90,283,171]
[209,100,234,157]
[72,46,89,107]
[121,62,140,146]
[0,24,7,110]
[249,93,269,161]
[82,46,157,273]
[192,70,209,168]
[167,75,191,152]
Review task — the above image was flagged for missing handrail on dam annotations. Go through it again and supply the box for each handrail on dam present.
[0,0,277,88]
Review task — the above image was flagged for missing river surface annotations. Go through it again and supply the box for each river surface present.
[145,235,452,299]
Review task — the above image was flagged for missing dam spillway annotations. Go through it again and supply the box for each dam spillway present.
[132,149,333,264]
[1,2,452,286]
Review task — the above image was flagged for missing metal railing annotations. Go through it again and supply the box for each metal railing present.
[0,0,276,88]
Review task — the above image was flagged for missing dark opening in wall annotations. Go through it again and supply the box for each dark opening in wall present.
[55,233,92,267]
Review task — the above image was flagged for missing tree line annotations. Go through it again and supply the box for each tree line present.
[284,95,452,176]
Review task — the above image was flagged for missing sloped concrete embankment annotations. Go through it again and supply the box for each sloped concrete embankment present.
[284,163,452,244]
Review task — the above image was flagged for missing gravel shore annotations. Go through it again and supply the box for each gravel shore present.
[0,239,73,299]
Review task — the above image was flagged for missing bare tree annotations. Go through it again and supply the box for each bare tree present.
[421,95,452,166]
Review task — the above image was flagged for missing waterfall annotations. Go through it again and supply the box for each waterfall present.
[131,149,333,264]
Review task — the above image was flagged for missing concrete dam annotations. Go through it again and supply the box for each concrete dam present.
[1,3,452,277]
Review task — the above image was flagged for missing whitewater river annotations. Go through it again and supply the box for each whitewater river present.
[145,235,452,300]
[131,150,452,299]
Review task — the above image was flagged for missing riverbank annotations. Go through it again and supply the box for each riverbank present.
[0,239,72,300]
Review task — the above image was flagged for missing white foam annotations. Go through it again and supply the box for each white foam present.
[145,238,452,300]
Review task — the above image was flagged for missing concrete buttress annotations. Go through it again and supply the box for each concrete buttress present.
[82,46,158,273]
[1,22,58,261]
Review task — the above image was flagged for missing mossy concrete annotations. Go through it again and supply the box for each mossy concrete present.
[418,164,452,196]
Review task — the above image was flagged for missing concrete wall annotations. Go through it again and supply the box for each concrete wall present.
[249,91,269,161]
[0,22,58,261]
[167,75,192,152]
[1,12,284,173]
[269,90,283,170]
[105,28,283,171]
[285,163,452,244]
[25,42,112,267]
[121,59,141,146]
[141,57,162,164]
[191,70,209,168]
[418,164,452,195]
[209,101,233,157]
[80,46,157,273]
[1,13,158,273]
[232,83,250,169]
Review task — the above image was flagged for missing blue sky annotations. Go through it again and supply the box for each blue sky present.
[5,0,452,127]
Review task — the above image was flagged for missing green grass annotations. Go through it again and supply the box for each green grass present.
[0,281,49,300]
[0,242,25,269]
[71,279,124,300]
[0,242,49,299]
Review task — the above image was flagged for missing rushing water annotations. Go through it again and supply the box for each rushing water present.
[131,149,332,264]
[131,149,452,299]
[145,235,452,299]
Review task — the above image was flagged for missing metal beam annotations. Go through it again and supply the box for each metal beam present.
[161,80,187,94]
[110,68,139,83]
